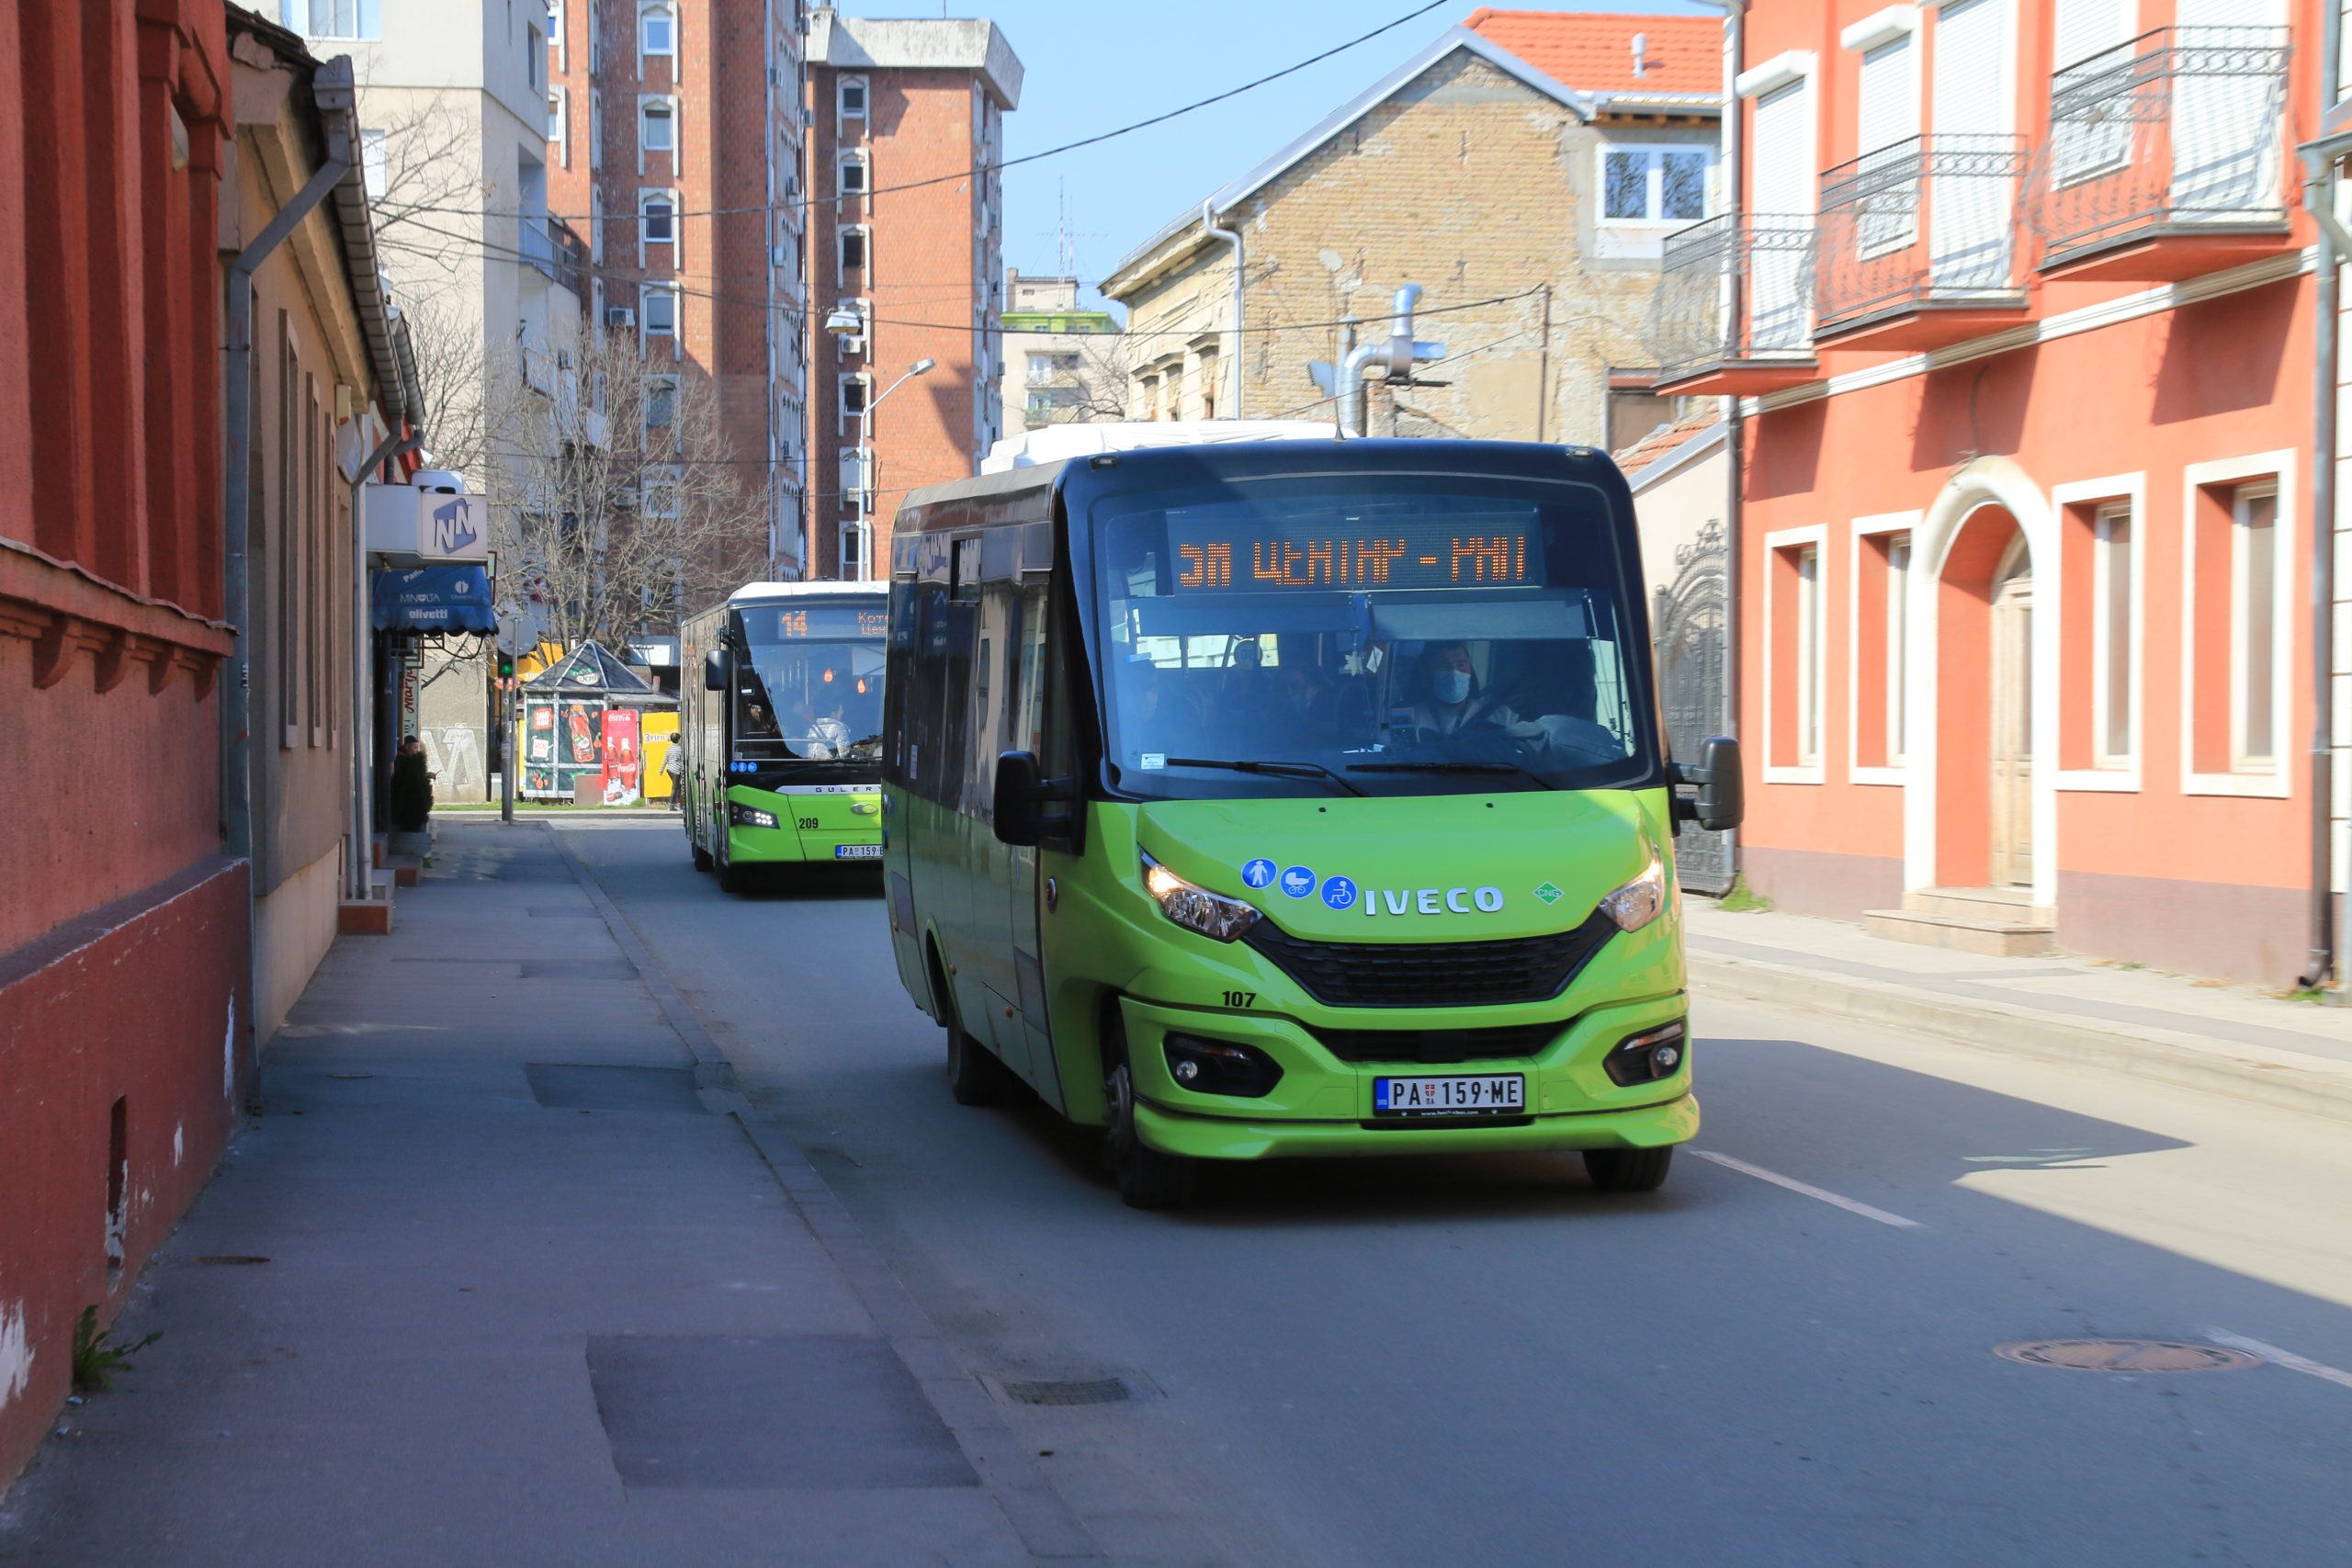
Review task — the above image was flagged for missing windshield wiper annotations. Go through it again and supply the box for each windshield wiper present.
[1348,760,1555,790]
[1162,757,1366,797]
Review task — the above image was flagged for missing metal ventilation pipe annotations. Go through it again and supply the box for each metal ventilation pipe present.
[1338,284,1442,435]
[1200,201,1245,417]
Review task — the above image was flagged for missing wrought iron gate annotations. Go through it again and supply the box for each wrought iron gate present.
[1653,520,1733,894]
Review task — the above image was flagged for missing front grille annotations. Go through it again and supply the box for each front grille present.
[1315,1021,1566,1065]
[1242,911,1616,1010]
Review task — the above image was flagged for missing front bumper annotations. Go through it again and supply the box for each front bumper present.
[725,784,882,864]
[1117,993,1698,1161]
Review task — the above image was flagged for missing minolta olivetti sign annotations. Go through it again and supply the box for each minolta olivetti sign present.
[362,485,490,564]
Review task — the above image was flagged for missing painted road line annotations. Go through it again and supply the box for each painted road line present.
[2202,1329,2352,1393]
[1691,1149,1926,1230]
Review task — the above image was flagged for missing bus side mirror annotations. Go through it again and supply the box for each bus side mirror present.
[703,649,728,693]
[993,750,1045,847]
[1671,736,1744,832]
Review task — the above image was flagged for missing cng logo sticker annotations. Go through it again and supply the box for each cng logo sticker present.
[1321,875,1357,910]
[1532,882,1564,906]
[1240,858,1277,890]
[1279,865,1317,898]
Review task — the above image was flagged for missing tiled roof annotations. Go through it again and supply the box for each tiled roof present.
[1463,8,1721,97]
[1611,412,1724,485]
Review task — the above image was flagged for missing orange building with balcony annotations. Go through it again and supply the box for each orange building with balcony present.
[1656,1,2329,981]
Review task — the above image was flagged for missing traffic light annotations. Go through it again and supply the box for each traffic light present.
[496,650,516,680]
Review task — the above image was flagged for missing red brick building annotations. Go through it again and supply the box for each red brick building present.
[805,9,1023,580]
[546,0,810,577]
[0,0,243,1485]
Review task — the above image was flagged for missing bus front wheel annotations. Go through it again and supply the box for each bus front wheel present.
[1102,1021,1195,1211]
[1583,1145,1673,1194]
[939,957,1016,1105]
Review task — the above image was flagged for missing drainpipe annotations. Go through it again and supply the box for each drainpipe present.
[1689,0,1745,873]
[2298,4,2347,989]
[1201,200,1244,417]
[222,54,356,1084]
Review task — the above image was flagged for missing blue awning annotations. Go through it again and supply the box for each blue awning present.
[371,566,495,632]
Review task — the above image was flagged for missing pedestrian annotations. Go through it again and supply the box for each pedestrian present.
[390,735,435,832]
[662,739,684,811]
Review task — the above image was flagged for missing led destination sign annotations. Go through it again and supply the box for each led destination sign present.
[1165,513,1544,592]
[755,605,889,640]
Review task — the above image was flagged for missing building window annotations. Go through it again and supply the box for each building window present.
[589,89,603,171]
[283,0,380,40]
[840,75,867,122]
[526,26,544,91]
[2092,503,2133,767]
[548,88,567,164]
[360,129,389,201]
[641,5,674,58]
[1600,145,1711,224]
[839,152,868,197]
[645,375,677,430]
[641,286,677,338]
[839,226,866,274]
[840,372,869,437]
[2231,482,2278,769]
[1852,32,1918,254]
[642,191,676,248]
[641,100,673,154]
[1767,526,1828,781]
[1885,534,1909,764]
[640,465,681,519]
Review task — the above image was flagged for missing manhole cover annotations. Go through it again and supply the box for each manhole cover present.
[997,1377,1134,1406]
[1996,1338,2262,1373]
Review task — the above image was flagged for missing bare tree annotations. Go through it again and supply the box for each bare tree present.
[1023,330,1130,425]
[505,328,769,650]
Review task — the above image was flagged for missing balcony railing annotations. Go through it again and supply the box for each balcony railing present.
[1646,212,1818,389]
[2030,26,2291,271]
[1815,133,2030,335]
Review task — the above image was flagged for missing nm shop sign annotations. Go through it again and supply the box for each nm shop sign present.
[363,484,490,564]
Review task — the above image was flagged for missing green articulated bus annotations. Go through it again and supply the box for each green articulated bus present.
[879,436,1742,1207]
[680,581,888,891]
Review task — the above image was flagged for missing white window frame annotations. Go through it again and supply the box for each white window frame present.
[1848,511,1919,785]
[639,97,676,170]
[548,2,565,70]
[833,296,870,359]
[838,371,871,439]
[640,285,679,352]
[839,74,868,124]
[1848,21,1923,257]
[1765,523,1830,785]
[839,150,869,198]
[639,4,675,64]
[589,87,602,172]
[639,463,682,520]
[287,1,380,42]
[839,224,870,279]
[1596,142,1714,227]
[2180,450,2294,798]
[2052,471,2145,792]
[548,86,568,166]
[526,24,544,93]
[639,189,679,266]
[643,374,678,435]
[2091,503,2135,771]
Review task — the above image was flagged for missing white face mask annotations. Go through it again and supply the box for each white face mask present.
[1432,670,1472,706]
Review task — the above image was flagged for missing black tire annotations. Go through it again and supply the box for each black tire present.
[1102,1022,1195,1210]
[933,948,1016,1105]
[716,848,751,894]
[690,831,714,872]
[1583,1145,1674,1193]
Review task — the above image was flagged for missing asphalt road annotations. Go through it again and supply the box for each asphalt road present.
[562,818,2352,1568]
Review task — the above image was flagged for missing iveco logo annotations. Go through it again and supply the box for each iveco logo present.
[1360,886,1506,917]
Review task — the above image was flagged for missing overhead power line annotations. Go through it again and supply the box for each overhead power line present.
[373,0,1449,228]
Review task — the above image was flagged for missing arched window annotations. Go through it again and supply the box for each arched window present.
[640,5,674,58]
[839,75,867,122]
[641,191,677,248]
[640,99,673,154]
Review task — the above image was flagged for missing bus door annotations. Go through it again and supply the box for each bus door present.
[994,579,1063,1106]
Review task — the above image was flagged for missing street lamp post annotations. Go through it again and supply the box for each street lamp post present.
[824,306,933,581]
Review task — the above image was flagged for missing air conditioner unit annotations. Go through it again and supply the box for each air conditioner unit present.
[605,306,636,329]
[768,65,784,86]
[799,107,814,128]
[772,244,795,268]
[556,348,573,369]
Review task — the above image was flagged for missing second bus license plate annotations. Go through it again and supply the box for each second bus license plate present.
[1373,1074,1525,1117]
[833,844,882,860]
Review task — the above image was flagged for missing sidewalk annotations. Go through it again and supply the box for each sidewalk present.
[0,823,1093,1567]
[1686,901,2352,1122]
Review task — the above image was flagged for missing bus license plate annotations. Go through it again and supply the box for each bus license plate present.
[1374,1074,1525,1117]
[834,844,882,860]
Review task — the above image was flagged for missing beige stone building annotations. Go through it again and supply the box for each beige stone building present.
[1100,10,1722,445]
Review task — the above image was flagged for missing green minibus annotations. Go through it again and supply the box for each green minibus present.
[879,436,1740,1206]
[680,581,888,890]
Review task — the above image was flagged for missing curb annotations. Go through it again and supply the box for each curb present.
[1691,952,2352,1126]
[545,826,1103,1563]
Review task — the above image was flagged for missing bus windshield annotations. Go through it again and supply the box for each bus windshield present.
[1088,472,1659,799]
[731,601,888,765]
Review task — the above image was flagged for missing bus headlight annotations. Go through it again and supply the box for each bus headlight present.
[1599,852,1667,932]
[729,802,779,829]
[1140,853,1261,942]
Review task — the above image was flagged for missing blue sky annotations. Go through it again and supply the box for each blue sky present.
[833,1,1714,312]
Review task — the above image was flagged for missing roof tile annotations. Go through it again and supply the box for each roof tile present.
[1463,8,1721,97]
